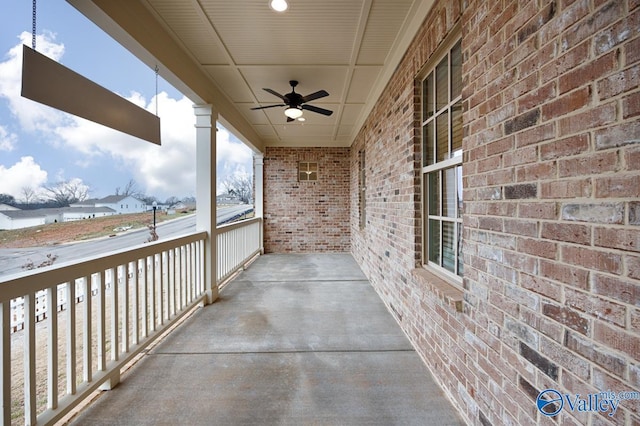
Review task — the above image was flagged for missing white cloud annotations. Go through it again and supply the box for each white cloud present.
[0,32,70,136]
[0,156,48,198]
[0,32,255,200]
[0,125,17,151]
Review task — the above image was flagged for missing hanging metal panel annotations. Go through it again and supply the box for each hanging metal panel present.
[21,45,161,145]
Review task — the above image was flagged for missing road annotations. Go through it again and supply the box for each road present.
[0,205,253,278]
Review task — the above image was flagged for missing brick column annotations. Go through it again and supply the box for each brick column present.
[194,104,218,304]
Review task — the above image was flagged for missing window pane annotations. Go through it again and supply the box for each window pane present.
[457,222,464,276]
[423,72,434,119]
[428,171,439,216]
[442,221,455,273]
[423,121,434,166]
[451,40,462,99]
[429,219,440,264]
[451,102,463,157]
[443,167,456,218]
[436,56,448,110]
[436,111,449,161]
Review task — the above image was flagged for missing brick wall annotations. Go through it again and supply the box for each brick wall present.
[351,0,639,425]
[264,147,350,252]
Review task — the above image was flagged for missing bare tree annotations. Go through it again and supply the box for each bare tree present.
[20,186,38,205]
[115,179,141,197]
[221,173,253,204]
[165,196,180,207]
[43,180,90,206]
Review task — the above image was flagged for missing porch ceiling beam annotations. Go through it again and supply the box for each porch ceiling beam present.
[67,0,265,153]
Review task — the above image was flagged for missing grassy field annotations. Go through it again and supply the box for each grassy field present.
[0,211,192,249]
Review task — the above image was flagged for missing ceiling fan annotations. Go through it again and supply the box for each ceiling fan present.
[251,80,333,122]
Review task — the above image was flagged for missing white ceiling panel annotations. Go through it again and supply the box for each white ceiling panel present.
[80,0,433,148]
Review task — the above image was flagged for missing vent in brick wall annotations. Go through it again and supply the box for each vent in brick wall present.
[299,162,318,181]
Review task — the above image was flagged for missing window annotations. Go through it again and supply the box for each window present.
[359,150,366,229]
[422,37,463,279]
[299,162,318,181]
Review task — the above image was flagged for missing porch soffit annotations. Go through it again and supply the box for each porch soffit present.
[67,0,435,151]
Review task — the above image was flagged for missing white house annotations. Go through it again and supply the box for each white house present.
[0,210,46,230]
[61,207,117,222]
[73,195,147,215]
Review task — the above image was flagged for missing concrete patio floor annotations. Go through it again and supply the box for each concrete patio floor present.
[69,253,464,425]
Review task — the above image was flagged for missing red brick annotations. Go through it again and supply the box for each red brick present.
[566,288,626,328]
[518,237,558,259]
[595,175,640,198]
[565,332,627,379]
[516,161,556,183]
[598,66,640,100]
[594,226,640,253]
[558,102,617,137]
[626,147,640,171]
[540,178,592,199]
[518,82,556,113]
[540,259,590,290]
[561,245,623,275]
[559,51,619,95]
[594,120,640,150]
[623,91,640,119]
[630,255,640,280]
[542,87,591,121]
[557,150,619,177]
[515,123,556,148]
[592,273,640,305]
[626,36,640,64]
[541,40,590,84]
[560,1,624,52]
[518,202,557,220]
[540,134,589,160]
[521,273,562,301]
[541,222,591,245]
[594,321,640,360]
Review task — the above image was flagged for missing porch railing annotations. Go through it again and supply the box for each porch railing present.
[0,217,261,425]
[216,217,262,284]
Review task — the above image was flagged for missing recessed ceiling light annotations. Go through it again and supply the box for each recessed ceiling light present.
[269,0,288,12]
[297,117,306,122]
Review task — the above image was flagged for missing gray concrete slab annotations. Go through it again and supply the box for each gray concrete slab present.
[69,254,464,425]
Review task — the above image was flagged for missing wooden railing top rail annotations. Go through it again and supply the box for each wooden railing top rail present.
[0,231,207,302]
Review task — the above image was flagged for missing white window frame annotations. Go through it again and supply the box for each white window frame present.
[420,29,463,285]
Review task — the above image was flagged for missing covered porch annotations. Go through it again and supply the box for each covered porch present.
[68,253,463,425]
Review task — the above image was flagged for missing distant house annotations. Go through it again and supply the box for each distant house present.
[72,195,147,215]
[0,204,19,211]
[0,206,117,230]
[0,210,46,230]
[216,195,243,205]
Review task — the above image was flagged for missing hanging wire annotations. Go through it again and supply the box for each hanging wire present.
[154,64,159,116]
[32,0,37,50]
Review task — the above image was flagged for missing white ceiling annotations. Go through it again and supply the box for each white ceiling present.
[68,0,434,151]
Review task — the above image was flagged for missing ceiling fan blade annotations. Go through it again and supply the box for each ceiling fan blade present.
[302,90,329,103]
[250,104,286,110]
[302,104,333,116]
[263,88,287,102]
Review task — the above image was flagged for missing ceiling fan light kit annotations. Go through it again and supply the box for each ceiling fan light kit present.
[284,107,303,119]
[251,80,333,122]
[269,0,288,12]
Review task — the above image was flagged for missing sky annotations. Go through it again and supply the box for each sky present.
[0,0,254,203]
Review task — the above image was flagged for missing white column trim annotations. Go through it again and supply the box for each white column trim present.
[194,104,218,304]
